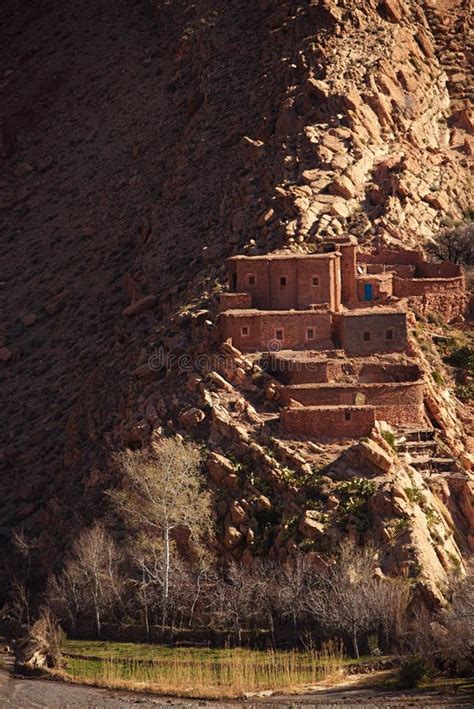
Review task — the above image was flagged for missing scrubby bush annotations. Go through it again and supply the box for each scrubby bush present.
[398,655,430,688]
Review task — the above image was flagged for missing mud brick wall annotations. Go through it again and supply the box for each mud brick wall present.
[376,404,425,427]
[281,381,425,407]
[357,362,422,383]
[333,311,407,355]
[219,292,252,312]
[228,255,341,311]
[358,249,424,266]
[220,309,333,352]
[267,354,332,384]
[281,405,376,438]
[356,273,393,301]
[393,276,467,322]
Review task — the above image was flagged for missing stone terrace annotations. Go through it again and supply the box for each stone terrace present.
[218,241,466,440]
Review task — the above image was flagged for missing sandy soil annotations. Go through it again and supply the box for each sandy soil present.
[0,658,472,709]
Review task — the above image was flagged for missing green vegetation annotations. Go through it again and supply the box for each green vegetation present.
[336,478,376,532]
[61,641,345,699]
[398,655,430,689]
[446,346,474,371]
[392,517,411,537]
[431,370,444,386]
[455,383,474,402]
[404,485,425,505]
[380,430,398,453]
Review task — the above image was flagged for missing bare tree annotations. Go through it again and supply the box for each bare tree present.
[48,524,122,638]
[428,222,474,266]
[10,529,37,626]
[306,543,409,658]
[208,562,259,645]
[110,436,213,631]
[277,554,316,644]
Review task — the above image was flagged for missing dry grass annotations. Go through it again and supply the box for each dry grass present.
[57,641,345,699]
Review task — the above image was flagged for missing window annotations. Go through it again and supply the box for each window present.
[345,411,352,421]
[241,326,249,337]
[312,276,320,287]
[247,274,256,286]
[386,329,394,341]
[275,329,284,341]
[279,276,287,287]
[363,331,371,342]
[306,327,315,340]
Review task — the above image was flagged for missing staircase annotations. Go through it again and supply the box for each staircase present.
[396,429,458,476]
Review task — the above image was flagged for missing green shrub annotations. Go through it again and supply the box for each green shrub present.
[404,485,424,504]
[456,383,474,402]
[446,346,474,373]
[381,430,398,452]
[432,370,444,386]
[398,655,430,688]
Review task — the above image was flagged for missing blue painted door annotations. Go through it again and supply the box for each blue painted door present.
[364,283,373,301]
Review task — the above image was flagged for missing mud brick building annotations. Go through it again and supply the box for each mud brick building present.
[219,240,466,440]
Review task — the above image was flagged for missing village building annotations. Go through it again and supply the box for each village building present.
[218,240,466,440]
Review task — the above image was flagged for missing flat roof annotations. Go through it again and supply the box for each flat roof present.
[285,381,422,390]
[221,308,331,317]
[339,307,405,317]
[227,252,339,262]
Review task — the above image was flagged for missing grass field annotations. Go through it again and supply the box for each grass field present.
[61,640,346,698]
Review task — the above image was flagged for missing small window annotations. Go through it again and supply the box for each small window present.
[247,274,256,286]
[306,327,315,340]
[275,329,284,341]
[386,329,394,341]
[279,276,287,287]
[312,276,319,287]
[363,331,371,342]
[345,411,352,421]
[241,326,249,337]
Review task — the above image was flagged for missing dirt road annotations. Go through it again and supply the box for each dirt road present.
[0,664,472,709]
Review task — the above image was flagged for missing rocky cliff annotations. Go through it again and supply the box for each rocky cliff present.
[0,0,472,601]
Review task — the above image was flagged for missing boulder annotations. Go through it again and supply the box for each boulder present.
[256,494,272,511]
[357,439,393,473]
[299,511,325,540]
[208,455,236,484]
[230,500,247,525]
[179,407,205,429]
[224,524,242,550]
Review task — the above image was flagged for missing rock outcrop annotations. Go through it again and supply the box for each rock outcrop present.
[0,0,472,604]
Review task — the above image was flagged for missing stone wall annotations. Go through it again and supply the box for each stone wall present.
[281,405,376,438]
[219,292,252,312]
[267,353,421,385]
[358,249,424,267]
[375,404,426,427]
[266,352,336,384]
[282,381,424,407]
[220,309,333,352]
[281,381,425,427]
[393,275,467,322]
[333,309,407,355]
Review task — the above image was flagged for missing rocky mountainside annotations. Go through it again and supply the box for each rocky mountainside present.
[0,0,472,600]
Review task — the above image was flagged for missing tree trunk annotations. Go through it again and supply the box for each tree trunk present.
[94,591,101,639]
[352,626,359,659]
[162,526,170,632]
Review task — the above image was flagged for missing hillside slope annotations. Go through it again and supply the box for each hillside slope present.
[0,0,472,594]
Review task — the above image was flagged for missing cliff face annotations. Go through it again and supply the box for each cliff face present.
[0,0,472,596]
